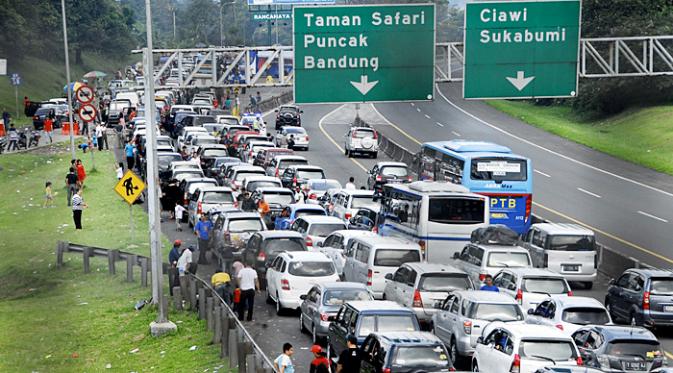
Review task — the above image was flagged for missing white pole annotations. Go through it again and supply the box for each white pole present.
[61,0,76,160]
[144,0,175,335]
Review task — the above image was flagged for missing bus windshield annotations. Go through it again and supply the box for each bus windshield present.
[471,157,528,182]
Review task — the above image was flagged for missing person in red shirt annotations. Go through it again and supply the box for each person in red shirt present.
[309,345,330,373]
[76,159,86,187]
[128,108,137,121]
[43,116,54,143]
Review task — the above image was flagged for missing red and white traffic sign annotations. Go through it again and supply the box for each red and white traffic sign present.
[78,104,97,122]
[75,85,94,104]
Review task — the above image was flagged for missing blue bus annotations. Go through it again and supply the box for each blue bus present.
[417,140,533,235]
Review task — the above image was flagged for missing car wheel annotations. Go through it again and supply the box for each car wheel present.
[344,147,348,156]
[584,281,593,290]
[299,314,307,333]
[266,290,273,305]
[450,337,459,364]
[312,324,318,344]
[472,361,479,372]
[276,293,282,315]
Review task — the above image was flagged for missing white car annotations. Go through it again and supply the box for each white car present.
[276,126,309,150]
[330,189,377,222]
[526,296,612,335]
[317,230,379,276]
[187,186,235,226]
[266,251,339,315]
[344,126,378,158]
[493,268,573,311]
[242,175,283,193]
[244,141,276,163]
[472,322,583,373]
[289,215,347,248]
[304,179,342,204]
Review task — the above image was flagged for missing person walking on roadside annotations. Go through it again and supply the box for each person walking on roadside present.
[43,181,54,208]
[194,214,213,265]
[2,109,11,128]
[345,176,356,190]
[174,203,186,231]
[75,159,86,188]
[7,124,19,151]
[274,343,295,373]
[115,162,124,180]
[236,261,260,321]
[95,123,104,151]
[177,245,195,280]
[71,188,87,230]
[337,335,362,373]
[310,345,330,373]
[124,140,136,171]
[169,240,183,295]
[65,167,78,206]
[43,115,54,143]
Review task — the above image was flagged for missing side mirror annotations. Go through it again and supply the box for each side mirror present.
[385,273,393,280]
[527,308,535,315]
[453,252,460,259]
[300,110,304,113]
[476,337,484,345]
[274,109,279,112]
[299,294,307,300]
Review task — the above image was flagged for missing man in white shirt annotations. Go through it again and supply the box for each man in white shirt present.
[177,246,194,278]
[174,203,186,231]
[236,262,260,321]
[95,124,104,151]
[345,176,356,190]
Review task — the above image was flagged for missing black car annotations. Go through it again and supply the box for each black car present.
[158,152,183,183]
[359,332,453,373]
[274,105,302,130]
[242,231,306,290]
[605,268,673,327]
[280,165,326,189]
[366,162,412,193]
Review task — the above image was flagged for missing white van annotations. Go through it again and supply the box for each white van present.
[342,235,422,299]
[522,223,598,289]
[115,91,140,108]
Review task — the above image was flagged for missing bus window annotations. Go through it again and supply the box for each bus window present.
[470,157,528,182]
[428,198,485,225]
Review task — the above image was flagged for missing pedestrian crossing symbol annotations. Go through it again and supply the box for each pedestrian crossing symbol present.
[114,170,146,205]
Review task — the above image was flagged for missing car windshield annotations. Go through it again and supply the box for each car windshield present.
[393,346,450,369]
[263,193,294,206]
[428,198,485,224]
[606,340,661,359]
[519,340,576,361]
[419,274,472,292]
[377,315,417,333]
[381,166,408,177]
[235,171,266,181]
[650,278,673,295]
[202,149,228,157]
[351,196,377,209]
[309,180,341,191]
[295,209,325,218]
[561,307,610,325]
[296,170,325,180]
[174,171,203,180]
[322,289,371,306]
[471,157,528,182]
[522,277,568,294]
[279,159,308,169]
[227,219,263,232]
[288,261,334,277]
[280,107,298,114]
[487,252,530,267]
[263,238,305,253]
[202,192,234,204]
[308,223,345,237]
[548,235,595,251]
[373,249,421,267]
[470,303,524,321]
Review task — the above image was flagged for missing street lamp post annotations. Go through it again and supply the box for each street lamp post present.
[220,0,237,47]
[60,0,76,160]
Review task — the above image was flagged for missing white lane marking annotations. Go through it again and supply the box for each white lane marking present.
[424,114,431,119]
[416,108,421,113]
[317,105,368,173]
[577,187,602,199]
[534,169,551,178]
[451,131,461,137]
[434,84,673,199]
[436,122,445,127]
[637,210,669,223]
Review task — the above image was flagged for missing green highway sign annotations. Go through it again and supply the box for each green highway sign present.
[463,0,581,99]
[293,4,435,104]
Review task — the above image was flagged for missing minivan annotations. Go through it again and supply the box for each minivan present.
[330,189,378,222]
[342,236,422,299]
[359,332,454,373]
[605,268,673,328]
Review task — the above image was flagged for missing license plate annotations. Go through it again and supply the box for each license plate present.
[664,305,673,312]
[491,213,508,219]
[563,264,580,272]
[622,361,646,371]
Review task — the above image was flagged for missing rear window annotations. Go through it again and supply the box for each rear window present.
[284,127,305,134]
[519,340,576,361]
[353,129,375,138]
[235,171,266,181]
[189,182,217,194]
[202,191,234,204]
[279,159,308,168]
[248,181,281,189]
[196,138,217,145]
[263,238,305,253]
[309,180,341,191]
[159,155,182,168]
[428,198,485,224]
[470,303,524,321]
[373,249,421,267]
[322,289,372,306]
[358,315,416,337]
[288,261,334,277]
[561,307,610,325]
[380,166,408,177]
[351,196,377,209]
[471,157,528,182]
[308,223,345,237]
[650,278,673,295]
[548,235,595,251]
[296,170,325,180]
[393,345,450,369]
[486,252,530,267]
[419,274,472,292]
[263,193,294,206]
[295,209,326,218]
[521,277,568,294]
[227,218,263,232]
[606,340,661,359]
[202,149,228,157]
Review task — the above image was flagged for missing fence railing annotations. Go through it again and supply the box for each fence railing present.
[55,241,277,372]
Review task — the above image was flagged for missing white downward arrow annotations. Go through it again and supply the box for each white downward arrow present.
[350,75,379,96]
[506,71,535,91]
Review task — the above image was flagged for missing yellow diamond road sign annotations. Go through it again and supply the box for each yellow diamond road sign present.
[114,170,146,205]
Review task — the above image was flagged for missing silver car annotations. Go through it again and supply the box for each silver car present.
[431,290,525,362]
[299,282,373,344]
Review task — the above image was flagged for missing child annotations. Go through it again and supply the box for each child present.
[43,181,54,208]
[174,203,186,231]
[115,162,124,180]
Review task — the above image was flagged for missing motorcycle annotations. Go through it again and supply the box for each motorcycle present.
[28,130,41,147]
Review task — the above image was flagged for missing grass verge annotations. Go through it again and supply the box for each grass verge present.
[488,101,673,175]
[0,146,224,372]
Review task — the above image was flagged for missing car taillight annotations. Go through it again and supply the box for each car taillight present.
[407,176,413,182]
[555,323,564,331]
[281,279,290,290]
[376,175,382,182]
[643,291,650,310]
[309,193,317,200]
[292,177,297,186]
[576,356,583,366]
[367,269,372,287]
[197,202,202,214]
[373,130,378,140]
[306,236,313,247]
[320,312,329,321]
[345,213,352,220]
[412,290,423,308]
[352,131,357,138]
[525,195,532,223]
[249,150,253,156]
[511,354,521,373]
[382,369,391,373]
[567,290,573,296]
[516,289,523,305]
[463,320,472,334]
[479,272,487,282]
[543,253,549,267]
[275,169,279,177]
[305,136,309,141]
[257,251,266,262]
[33,115,39,120]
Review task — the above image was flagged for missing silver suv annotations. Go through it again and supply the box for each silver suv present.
[452,243,532,286]
[344,126,378,158]
[431,290,525,362]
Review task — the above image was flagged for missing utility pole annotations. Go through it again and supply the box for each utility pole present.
[144,0,177,337]
[60,0,76,160]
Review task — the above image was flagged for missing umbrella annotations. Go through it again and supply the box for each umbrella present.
[63,82,85,94]
[83,70,106,79]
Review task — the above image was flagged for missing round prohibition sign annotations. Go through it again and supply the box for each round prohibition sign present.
[78,104,98,122]
[75,85,94,104]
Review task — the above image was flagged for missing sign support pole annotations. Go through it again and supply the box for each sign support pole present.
[14,85,18,118]
[144,0,176,337]
[60,0,76,160]
[129,204,134,241]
